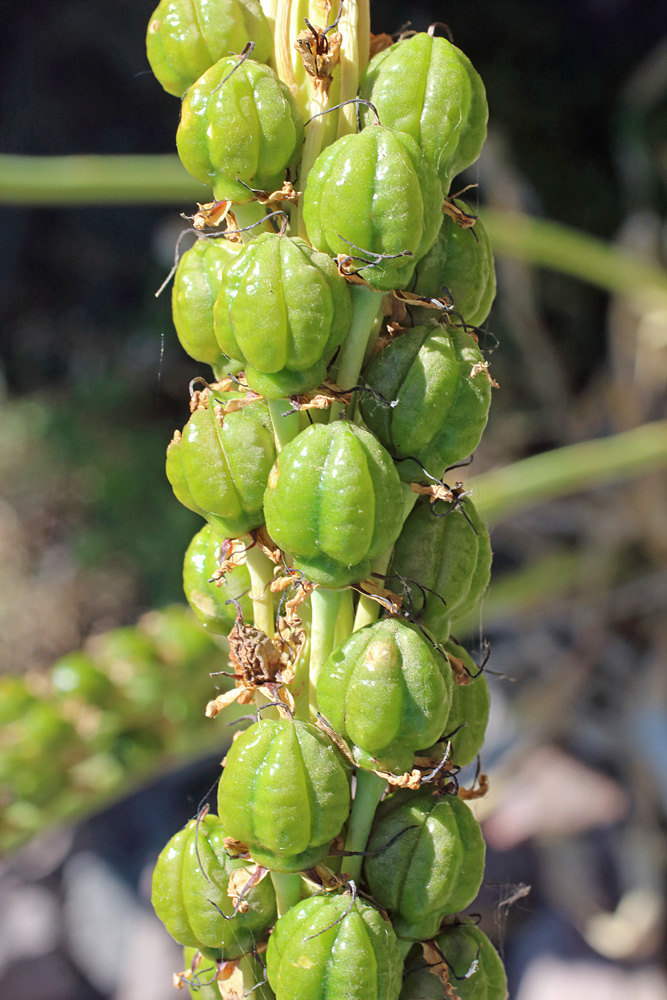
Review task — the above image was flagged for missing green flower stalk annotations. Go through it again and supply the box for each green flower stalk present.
[145,3,506,995]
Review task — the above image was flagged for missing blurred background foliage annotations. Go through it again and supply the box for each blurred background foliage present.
[0,1,666,999]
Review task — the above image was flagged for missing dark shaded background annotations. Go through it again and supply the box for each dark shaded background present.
[1,2,666,998]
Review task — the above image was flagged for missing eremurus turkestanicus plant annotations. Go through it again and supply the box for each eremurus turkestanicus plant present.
[146,1,507,997]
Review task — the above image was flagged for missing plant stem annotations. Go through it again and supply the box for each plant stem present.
[396,939,413,961]
[473,420,667,525]
[308,587,343,719]
[270,871,303,916]
[333,589,355,647]
[480,207,667,300]
[330,286,382,420]
[232,202,269,243]
[335,0,370,138]
[244,544,275,637]
[267,398,301,451]
[342,769,386,883]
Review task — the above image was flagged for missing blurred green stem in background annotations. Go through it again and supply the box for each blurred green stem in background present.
[2,155,667,298]
[473,420,667,524]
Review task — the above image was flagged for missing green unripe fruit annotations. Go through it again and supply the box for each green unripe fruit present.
[302,126,443,292]
[430,924,508,1000]
[411,204,496,328]
[390,496,492,642]
[176,57,304,202]
[263,421,404,587]
[214,233,352,397]
[166,390,276,538]
[218,718,350,872]
[50,652,114,708]
[360,323,492,484]
[317,619,453,775]
[439,640,490,768]
[152,812,277,959]
[266,893,403,1000]
[147,0,272,98]
[183,525,253,634]
[397,949,444,1000]
[364,790,486,940]
[172,237,242,372]
[358,32,487,193]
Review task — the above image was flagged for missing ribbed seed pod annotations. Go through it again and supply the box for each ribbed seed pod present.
[302,126,443,292]
[317,618,453,774]
[172,237,241,372]
[263,421,404,588]
[389,496,492,642]
[183,525,253,634]
[428,924,508,1000]
[411,203,496,328]
[146,0,272,97]
[360,322,492,484]
[217,718,350,872]
[152,812,277,959]
[358,32,487,193]
[266,894,403,1000]
[176,57,304,202]
[213,232,351,397]
[438,639,491,768]
[166,389,276,539]
[364,790,486,940]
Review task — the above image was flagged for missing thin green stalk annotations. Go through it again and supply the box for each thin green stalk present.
[308,587,343,719]
[330,286,382,420]
[267,398,301,451]
[244,544,275,637]
[395,939,413,961]
[270,871,303,916]
[333,589,355,647]
[343,769,386,883]
[232,202,269,243]
[480,207,667,300]
[473,420,667,525]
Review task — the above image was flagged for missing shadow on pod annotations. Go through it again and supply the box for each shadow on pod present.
[360,322,493,485]
[266,892,403,1000]
[389,496,492,644]
[400,923,507,1000]
[180,947,276,1000]
[424,639,491,770]
[364,788,486,940]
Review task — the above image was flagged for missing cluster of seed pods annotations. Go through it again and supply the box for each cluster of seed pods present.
[146,1,507,997]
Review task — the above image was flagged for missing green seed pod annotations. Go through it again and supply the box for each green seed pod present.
[217,718,350,872]
[176,57,304,202]
[358,32,487,193]
[360,323,492,484]
[431,924,508,1000]
[389,496,492,643]
[263,422,404,588]
[410,204,496,328]
[50,652,115,708]
[172,237,243,373]
[146,0,273,98]
[438,640,491,768]
[213,232,352,397]
[181,948,276,1000]
[183,525,253,634]
[166,389,276,539]
[152,812,277,959]
[317,619,453,775]
[397,947,445,1000]
[364,790,486,940]
[302,126,443,292]
[266,893,403,1000]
